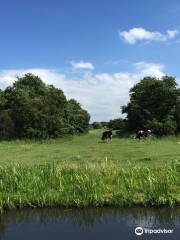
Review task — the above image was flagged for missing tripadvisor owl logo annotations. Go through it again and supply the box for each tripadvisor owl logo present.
[135,227,144,235]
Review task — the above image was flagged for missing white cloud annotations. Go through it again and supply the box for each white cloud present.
[119,27,178,44]
[0,62,165,121]
[167,30,179,38]
[134,62,164,78]
[71,60,94,70]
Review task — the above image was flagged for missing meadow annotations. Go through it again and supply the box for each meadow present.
[0,130,180,209]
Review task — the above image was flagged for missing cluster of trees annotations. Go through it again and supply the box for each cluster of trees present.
[91,76,180,136]
[91,119,125,131]
[0,73,90,139]
[90,121,109,129]
[7,74,177,139]
[122,76,180,136]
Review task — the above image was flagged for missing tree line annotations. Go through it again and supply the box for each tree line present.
[0,73,90,139]
[0,74,179,139]
[92,76,180,136]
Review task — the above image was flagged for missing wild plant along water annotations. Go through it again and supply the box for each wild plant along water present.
[0,160,179,210]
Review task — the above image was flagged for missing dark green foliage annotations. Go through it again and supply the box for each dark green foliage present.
[67,99,90,134]
[147,117,177,136]
[0,73,90,139]
[0,110,14,138]
[100,121,109,128]
[108,118,128,136]
[122,76,180,136]
[92,122,102,129]
[108,118,125,130]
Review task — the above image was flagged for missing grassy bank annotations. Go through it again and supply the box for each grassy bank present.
[0,161,179,210]
[0,130,180,209]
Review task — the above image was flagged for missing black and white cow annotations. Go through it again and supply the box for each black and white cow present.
[135,129,152,139]
[143,129,152,138]
[135,130,144,139]
[101,130,113,142]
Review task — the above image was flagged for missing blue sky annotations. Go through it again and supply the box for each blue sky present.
[0,0,180,121]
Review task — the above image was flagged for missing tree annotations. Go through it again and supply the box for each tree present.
[100,121,109,128]
[67,99,90,134]
[108,118,125,130]
[0,73,90,139]
[0,110,14,138]
[122,76,180,135]
[92,122,102,129]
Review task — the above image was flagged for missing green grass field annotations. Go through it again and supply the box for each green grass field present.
[0,130,180,209]
[0,129,180,167]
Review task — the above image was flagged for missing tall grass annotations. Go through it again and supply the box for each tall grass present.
[0,160,179,210]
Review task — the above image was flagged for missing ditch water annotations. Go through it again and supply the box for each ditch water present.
[0,207,179,240]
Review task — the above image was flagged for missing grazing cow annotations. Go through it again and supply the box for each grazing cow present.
[143,129,152,138]
[101,130,112,142]
[135,129,152,139]
[135,130,144,139]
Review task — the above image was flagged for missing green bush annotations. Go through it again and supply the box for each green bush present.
[146,117,177,136]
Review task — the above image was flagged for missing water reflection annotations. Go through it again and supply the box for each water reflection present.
[0,207,179,240]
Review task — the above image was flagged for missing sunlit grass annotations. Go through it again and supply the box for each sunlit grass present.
[0,160,179,210]
[0,130,179,209]
[0,130,179,167]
